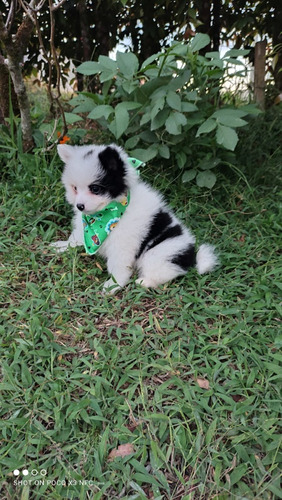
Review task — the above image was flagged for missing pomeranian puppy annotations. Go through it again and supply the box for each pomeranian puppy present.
[52,143,218,292]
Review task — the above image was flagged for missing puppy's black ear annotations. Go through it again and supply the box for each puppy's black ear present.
[98,146,124,172]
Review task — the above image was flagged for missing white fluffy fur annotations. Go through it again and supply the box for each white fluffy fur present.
[52,144,218,292]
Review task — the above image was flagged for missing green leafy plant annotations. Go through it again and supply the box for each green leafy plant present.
[70,34,259,188]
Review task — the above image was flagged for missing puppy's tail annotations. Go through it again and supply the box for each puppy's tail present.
[196,244,219,275]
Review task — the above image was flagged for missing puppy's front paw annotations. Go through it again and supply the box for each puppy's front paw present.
[50,240,70,253]
[103,278,121,295]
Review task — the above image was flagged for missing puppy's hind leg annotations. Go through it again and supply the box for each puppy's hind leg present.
[136,248,188,289]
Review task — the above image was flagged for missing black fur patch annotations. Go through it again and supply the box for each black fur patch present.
[98,147,127,197]
[171,244,196,271]
[136,209,183,259]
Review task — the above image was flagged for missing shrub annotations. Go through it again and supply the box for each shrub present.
[70,34,259,188]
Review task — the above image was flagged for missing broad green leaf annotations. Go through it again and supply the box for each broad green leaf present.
[168,70,191,91]
[166,91,182,111]
[158,144,170,159]
[76,61,100,75]
[196,170,217,188]
[216,124,238,151]
[120,101,142,111]
[182,102,198,112]
[136,76,171,100]
[140,111,151,126]
[204,58,224,69]
[140,130,158,143]
[240,103,263,115]
[212,108,248,119]
[106,121,117,138]
[184,90,198,100]
[190,33,210,53]
[88,105,114,120]
[196,118,217,136]
[182,169,196,182]
[225,58,246,66]
[122,80,139,94]
[114,103,129,139]
[98,55,117,71]
[130,148,157,162]
[216,116,248,128]
[151,87,167,100]
[72,99,96,114]
[224,48,250,58]
[151,108,170,131]
[140,51,163,70]
[170,42,188,57]
[198,157,221,170]
[125,136,140,149]
[64,112,83,124]
[116,51,139,77]
[176,151,187,168]
[165,111,187,135]
[150,97,165,120]
[205,51,221,59]
[100,69,117,82]
[80,91,103,104]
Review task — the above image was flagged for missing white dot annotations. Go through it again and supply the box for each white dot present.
[13,469,20,476]
[22,469,29,476]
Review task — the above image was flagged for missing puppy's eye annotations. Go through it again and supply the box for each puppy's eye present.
[89,184,103,195]
[72,185,77,194]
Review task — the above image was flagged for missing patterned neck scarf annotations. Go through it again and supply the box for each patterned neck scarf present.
[82,157,144,255]
[82,192,130,255]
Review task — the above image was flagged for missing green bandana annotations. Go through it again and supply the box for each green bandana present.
[128,157,145,173]
[82,192,130,255]
[82,157,144,255]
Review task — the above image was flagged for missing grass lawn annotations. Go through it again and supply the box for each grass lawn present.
[0,122,281,499]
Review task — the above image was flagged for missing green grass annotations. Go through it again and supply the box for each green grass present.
[0,128,281,500]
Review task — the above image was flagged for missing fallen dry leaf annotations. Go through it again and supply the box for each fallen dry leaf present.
[196,378,210,390]
[108,443,135,461]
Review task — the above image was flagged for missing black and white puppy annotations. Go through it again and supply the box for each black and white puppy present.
[52,143,218,292]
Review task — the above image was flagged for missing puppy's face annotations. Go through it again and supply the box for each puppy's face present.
[58,144,128,214]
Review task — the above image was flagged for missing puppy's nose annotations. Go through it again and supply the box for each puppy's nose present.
[76,203,85,212]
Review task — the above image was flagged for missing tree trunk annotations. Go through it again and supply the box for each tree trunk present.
[0,53,19,123]
[0,14,34,150]
[212,0,221,51]
[6,54,34,149]
[76,0,92,91]
[272,3,282,91]
[140,0,161,64]
[254,40,266,110]
[197,0,212,53]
